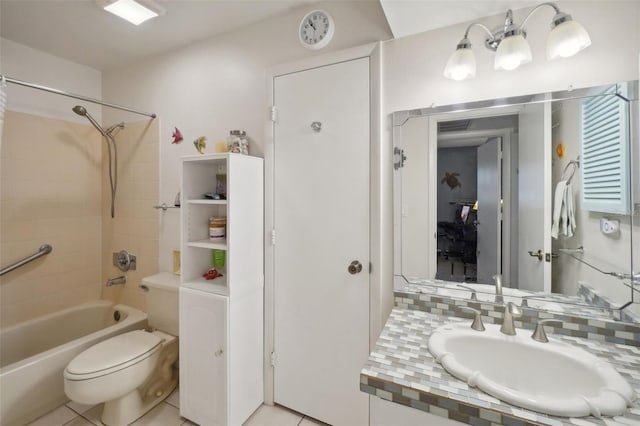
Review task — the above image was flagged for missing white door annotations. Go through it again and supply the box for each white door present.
[517,103,552,292]
[476,137,501,283]
[273,58,370,426]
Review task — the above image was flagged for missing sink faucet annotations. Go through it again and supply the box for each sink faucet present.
[106,275,126,287]
[500,302,522,336]
[492,274,504,303]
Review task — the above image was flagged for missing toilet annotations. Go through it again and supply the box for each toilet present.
[64,273,179,426]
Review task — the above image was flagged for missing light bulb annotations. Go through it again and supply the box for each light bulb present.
[547,19,591,60]
[443,40,476,81]
[494,33,532,71]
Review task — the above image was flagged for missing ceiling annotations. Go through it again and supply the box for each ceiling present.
[1,0,540,72]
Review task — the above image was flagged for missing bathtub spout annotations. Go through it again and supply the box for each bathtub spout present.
[106,276,126,287]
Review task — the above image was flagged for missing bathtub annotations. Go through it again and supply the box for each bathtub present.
[0,300,147,426]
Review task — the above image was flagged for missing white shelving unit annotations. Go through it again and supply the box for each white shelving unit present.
[179,153,264,426]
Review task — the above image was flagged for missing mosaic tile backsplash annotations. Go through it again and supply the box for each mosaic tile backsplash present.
[361,308,640,426]
[396,283,640,348]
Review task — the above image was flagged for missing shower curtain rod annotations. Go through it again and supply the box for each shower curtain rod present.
[1,75,156,118]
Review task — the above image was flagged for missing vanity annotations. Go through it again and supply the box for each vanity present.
[362,81,640,425]
[361,305,640,426]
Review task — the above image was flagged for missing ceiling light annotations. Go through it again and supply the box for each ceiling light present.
[99,0,165,26]
[443,2,591,80]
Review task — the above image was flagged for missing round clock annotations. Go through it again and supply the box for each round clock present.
[299,10,334,50]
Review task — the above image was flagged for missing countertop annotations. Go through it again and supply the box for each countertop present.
[361,308,640,426]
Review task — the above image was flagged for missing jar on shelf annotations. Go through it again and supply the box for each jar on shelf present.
[209,217,227,241]
[227,130,249,155]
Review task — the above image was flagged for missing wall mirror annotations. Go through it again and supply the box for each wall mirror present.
[393,81,639,322]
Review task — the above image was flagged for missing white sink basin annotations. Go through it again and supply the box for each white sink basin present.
[428,322,635,417]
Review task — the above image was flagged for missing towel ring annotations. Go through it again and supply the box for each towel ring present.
[561,157,580,184]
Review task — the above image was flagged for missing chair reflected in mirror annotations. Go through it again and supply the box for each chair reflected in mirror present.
[437,204,477,282]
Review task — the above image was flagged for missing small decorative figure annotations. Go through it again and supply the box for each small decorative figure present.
[193,136,207,154]
[441,172,462,189]
[556,143,565,159]
[171,127,183,144]
[203,269,223,280]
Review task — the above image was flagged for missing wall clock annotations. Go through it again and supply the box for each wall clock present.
[299,10,334,50]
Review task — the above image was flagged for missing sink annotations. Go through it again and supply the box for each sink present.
[428,322,635,417]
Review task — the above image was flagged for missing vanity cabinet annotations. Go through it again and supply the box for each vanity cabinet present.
[179,153,264,426]
[371,397,463,426]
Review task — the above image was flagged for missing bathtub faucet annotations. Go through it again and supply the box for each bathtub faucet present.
[106,276,126,287]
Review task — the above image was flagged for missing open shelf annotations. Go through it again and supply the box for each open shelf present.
[182,277,229,296]
[187,239,228,250]
[187,199,228,205]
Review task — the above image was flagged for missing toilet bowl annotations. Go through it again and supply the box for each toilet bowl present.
[64,273,179,426]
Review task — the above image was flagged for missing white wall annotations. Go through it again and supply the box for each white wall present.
[101,0,392,273]
[0,38,102,123]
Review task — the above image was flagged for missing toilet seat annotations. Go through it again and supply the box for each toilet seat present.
[65,330,163,381]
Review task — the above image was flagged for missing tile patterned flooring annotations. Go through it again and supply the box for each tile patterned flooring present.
[27,389,327,426]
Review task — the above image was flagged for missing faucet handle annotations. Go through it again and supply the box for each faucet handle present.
[455,284,478,301]
[460,307,485,332]
[506,301,522,315]
[520,293,553,307]
[532,319,563,343]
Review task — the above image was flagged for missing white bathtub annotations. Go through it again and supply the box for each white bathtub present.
[0,300,147,426]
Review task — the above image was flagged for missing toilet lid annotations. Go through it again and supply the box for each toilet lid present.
[65,330,162,380]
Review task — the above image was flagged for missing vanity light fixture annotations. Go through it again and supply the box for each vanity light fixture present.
[443,2,591,80]
[98,0,166,26]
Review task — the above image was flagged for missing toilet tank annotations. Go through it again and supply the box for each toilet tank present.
[142,273,180,336]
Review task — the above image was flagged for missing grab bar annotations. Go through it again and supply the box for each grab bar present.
[0,244,53,277]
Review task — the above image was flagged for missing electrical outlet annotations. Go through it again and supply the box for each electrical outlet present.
[600,218,619,235]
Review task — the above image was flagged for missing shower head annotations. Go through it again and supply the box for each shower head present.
[72,105,87,116]
[72,105,109,139]
[73,105,124,137]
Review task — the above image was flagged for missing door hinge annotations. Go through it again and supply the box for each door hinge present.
[394,147,406,170]
[369,262,373,274]
[271,229,276,246]
[270,351,276,367]
[269,106,277,123]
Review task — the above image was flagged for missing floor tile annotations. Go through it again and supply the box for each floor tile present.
[300,416,330,426]
[243,404,304,426]
[130,402,183,426]
[81,404,105,426]
[181,420,198,426]
[66,400,97,416]
[63,417,94,426]
[166,387,180,409]
[27,405,78,426]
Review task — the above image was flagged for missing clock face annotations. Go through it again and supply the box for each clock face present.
[299,10,334,50]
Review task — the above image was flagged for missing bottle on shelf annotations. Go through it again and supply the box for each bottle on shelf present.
[209,217,227,241]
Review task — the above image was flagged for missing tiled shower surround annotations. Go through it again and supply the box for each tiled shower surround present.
[360,285,640,425]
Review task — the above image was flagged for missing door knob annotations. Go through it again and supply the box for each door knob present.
[348,260,363,274]
[528,250,544,261]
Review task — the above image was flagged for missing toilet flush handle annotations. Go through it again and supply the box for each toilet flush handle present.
[139,284,149,292]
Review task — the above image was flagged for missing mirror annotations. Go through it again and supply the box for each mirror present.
[393,81,639,322]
